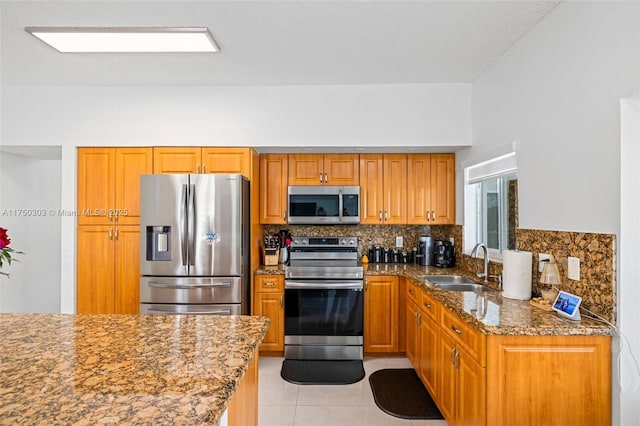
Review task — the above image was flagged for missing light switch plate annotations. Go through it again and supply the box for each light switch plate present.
[568,256,580,280]
[396,236,403,248]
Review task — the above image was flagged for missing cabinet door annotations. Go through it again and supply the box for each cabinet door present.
[323,154,359,185]
[487,335,611,426]
[407,154,431,224]
[288,154,323,185]
[202,148,251,176]
[383,154,407,224]
[153,147,201,174]
[259,154,288,224]
[364,276,398,353]
[457,350,486,426]
[114,226,141,314]
[438,330,457,423]
[77,226,114,314]
[419,315,439,399]
[430,154,455,224]
[253,293,284,352]
[114,148,153,225]
[359,155,384,224]
[405,300,420,369]
[77,148,114,225]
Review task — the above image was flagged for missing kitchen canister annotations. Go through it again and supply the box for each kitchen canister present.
[502,250,533,300]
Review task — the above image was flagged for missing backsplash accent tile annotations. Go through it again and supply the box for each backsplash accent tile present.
[516,229,616,322]
[263,224,430,256]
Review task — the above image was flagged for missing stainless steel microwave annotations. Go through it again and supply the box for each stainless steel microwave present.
[288,186,360,225]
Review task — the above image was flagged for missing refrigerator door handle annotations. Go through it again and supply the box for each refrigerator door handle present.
[188,183,196,266]
[147,281,232,289]
[180,184,188,266]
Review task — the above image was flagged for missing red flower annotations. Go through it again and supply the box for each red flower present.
[0,227,10,250]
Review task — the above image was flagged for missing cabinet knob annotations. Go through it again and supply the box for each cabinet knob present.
[378,210,383,222]
[451,324,462,335]
[426,211,430,221]
[196,164,200,174]
[431,211,436,221]
[319,173,323,184]
[424,302,432,309]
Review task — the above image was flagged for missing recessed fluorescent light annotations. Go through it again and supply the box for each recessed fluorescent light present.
[24,27,219,53]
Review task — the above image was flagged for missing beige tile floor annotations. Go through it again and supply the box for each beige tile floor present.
[258,356,449,426]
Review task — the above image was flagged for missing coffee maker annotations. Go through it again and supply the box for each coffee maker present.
[433,240,455,268]
[418,236,434,266]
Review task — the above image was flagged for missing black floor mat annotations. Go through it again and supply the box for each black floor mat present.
[369,368,444,420]
[280,359,365,385]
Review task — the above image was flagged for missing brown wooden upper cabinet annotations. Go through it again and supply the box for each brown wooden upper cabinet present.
[359,154,407,224]
[77,147,153,225]
[288,154,359,186]
[153,147,253,176]
[259,154,288,224]
[407,154,455,225]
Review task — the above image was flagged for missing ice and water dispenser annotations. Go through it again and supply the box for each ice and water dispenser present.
[146,226,171,261]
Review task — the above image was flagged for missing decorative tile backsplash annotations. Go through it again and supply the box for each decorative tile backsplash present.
[263,223,617,322]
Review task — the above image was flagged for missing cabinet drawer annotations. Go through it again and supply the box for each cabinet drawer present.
[406,279,420,305]
[255,275,284,293]
[441,308,486,366]
[419,290,440,321]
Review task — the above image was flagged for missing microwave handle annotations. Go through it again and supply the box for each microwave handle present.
[338,188,344,222]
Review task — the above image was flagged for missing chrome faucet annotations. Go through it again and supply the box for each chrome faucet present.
[470,243,489,282]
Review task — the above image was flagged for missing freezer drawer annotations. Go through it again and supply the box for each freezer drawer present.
[140,303,242,315]
[140,276,243,304]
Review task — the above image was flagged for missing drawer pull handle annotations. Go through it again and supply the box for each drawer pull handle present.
[409,289,415,295]
[424,302,432,309]
[280,295,284,308]
[264,282,276,287]
[451,324,462,334]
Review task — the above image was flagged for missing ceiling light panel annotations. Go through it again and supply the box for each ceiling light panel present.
[25,27,219,53]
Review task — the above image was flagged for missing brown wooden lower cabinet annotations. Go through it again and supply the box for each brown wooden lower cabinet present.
[486,335,611,426]
[253,275,284,353]
[407,284,610,426]
[228,354,258,426]
[364,275,399,353]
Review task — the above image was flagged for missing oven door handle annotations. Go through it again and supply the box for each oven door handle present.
[285,280,363,290]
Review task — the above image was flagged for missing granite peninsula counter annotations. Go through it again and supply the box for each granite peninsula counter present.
[0,314,269,425]
[255,263,614,336]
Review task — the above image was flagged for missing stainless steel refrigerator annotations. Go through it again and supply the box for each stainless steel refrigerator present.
[139,174,250,315]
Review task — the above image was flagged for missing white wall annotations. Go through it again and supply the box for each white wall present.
[1,83,471,148]
[458,1,640,234]
[0,151,62,313]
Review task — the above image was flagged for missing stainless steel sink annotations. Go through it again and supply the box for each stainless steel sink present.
[420,275,495,293]
[421,274,476,284]
[433,283,495,293]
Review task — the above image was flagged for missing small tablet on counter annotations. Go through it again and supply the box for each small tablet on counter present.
[552,290,582,321]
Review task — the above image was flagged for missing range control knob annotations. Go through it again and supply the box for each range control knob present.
[348,239,355,246]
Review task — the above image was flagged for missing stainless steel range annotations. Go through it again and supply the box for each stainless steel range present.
[284,236,364,361]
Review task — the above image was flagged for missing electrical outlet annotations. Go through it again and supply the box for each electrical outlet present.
[396,236,403,248]
[568,257,580,280]
[538,253,551,272]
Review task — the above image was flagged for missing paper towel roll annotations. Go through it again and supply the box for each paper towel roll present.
[502,250,533,300]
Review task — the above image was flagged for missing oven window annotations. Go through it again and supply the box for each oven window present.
[285,288,363,336]
[289,194,339,217]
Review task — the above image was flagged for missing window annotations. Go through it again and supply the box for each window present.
[464,152,518,260]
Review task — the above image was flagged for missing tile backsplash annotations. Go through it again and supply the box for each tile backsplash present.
[263,223,617,322]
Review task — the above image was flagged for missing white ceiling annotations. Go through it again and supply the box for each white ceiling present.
[0,0,559,87]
